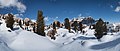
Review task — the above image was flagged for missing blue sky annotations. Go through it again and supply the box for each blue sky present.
[0,0,120,24]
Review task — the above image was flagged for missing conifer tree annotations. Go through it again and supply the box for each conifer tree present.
[5,13,15,30]
[18,19,24,29]
[79,22,83,32]
[103,22,107,35]
[53,21,56,31]
[33,23,36,33]
[64,18,71,32]
[72,21,78,32]
[57,21,60,27]
[95,18,107,39]
[24,18,30,30]
[36,10,45,36]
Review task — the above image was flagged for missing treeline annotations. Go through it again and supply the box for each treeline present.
[0,10,46,36]
[0,10,108,40]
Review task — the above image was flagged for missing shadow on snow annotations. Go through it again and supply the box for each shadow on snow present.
[90,37,120,50]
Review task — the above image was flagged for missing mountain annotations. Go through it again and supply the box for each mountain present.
[70,16,96,26]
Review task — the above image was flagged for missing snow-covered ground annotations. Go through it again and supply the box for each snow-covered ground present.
[0,19,120,51]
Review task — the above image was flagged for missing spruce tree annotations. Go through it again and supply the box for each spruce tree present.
[53,21,56,31]
[103,22,107,35]
[5,13,15,30]
[79,22,83,32]
[95,18,106,39]
[19,20,24,29]
[64,18,71,32]
[36,10,45,36]
[72,21,78,32]
[33,23,36,33]
[24,18,30,30]
[57,21,60,27]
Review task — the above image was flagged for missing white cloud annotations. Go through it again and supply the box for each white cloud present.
[16,2,26,13]
[0,0,16,7]
[114,2,120,12]
[78,14,82,17]
[0,0,26,13]
[115,6,120,12]
[55,16,59,19]
[44,17,49,21]
[118,2,120,5]
[110,5,113,8]
[14,13,23,17]
[53,16,59,21]
[14,14,19,17]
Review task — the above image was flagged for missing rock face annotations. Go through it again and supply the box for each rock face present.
[70,17,95,26]
[82,17,95,25]
[24,18,30,26]
[53,21,61,28]
[47,29,56,40]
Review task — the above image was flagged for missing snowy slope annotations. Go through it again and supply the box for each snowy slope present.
[9,30,58,51]
[1,19,120,51]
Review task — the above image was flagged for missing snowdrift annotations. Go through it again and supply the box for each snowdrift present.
[1,19,120,51]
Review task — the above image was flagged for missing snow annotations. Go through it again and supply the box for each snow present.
[0,42,13,51]
[31,19,36,22]
[83,26,95,36]
[10,31,57,51]
[1,19,120,51]
[51,28,75,44]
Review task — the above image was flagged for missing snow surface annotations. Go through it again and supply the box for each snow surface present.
[0,19,120,51]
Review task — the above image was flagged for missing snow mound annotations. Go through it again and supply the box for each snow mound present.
[90,36,120,50]
[0,40,13,51]
[1,19,120,51]
[9,30,57,51]
[51,28,75,44]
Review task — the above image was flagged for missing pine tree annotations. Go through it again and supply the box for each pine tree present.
[95,18,106,39]
[33,23,36,33]
[18,20,24,29]
[57,21,60,27]
[53,21,56,31]
[72,21,78,32]
[36,10,45,36]
[64,18,71,32]
[24,18,30,30]
[24,18,30,26]
[103,22,107,35]
[79,22,83,32]
[5,13,15,30]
